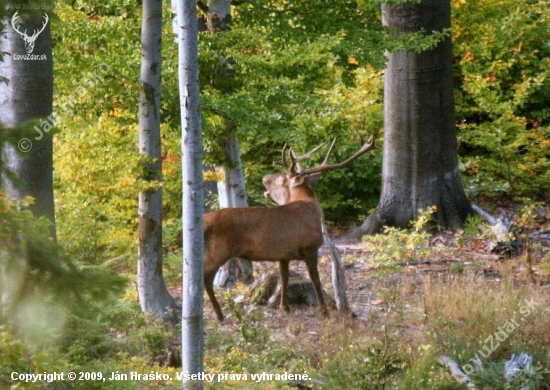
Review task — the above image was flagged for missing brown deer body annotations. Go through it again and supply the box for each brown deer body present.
[203,138,374,321]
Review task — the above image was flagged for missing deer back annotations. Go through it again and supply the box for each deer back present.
[204,200,323,269]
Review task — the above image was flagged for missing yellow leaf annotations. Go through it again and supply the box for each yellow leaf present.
[110,107,124,118]
[462,49,474,62]
[453,0,466,8]
[347,56,358,65]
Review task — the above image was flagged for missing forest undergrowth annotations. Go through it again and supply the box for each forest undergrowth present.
[1,200,549,389]
[194,202,550,389]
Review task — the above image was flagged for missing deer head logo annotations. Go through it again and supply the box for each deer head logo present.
[11,11,49,54]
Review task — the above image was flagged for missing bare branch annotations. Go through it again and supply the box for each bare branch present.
[437,355,478,390]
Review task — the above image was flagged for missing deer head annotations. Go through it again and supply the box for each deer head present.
[264,137,375,206]
[11,11,49,54]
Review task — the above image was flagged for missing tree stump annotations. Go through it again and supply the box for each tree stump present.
[248,269,333,309]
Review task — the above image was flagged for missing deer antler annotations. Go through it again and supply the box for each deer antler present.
[293,136,375,176]
[36,13,49,36]
[276,142,327,174]
[11,11,26,38]
[274,137,375,176]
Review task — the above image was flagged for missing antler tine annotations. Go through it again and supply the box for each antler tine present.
[274,141,326,173]
[279,143,289,167]
[11,11,24,36]
[272,147,284,167]
[36,13,49,36]
[292,142,326,163]
[271,143,289,166]
[289,147,306,172]
[276,143,296,173]
[297,136,375,176]
[292,142,330,175]
[320,138,337,166]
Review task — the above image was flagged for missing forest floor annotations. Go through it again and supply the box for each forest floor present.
[170,203,550,388]
[200,202,550,326]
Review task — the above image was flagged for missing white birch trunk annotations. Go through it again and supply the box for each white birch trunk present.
[137,0,179,320]
[176,0,205,388]
[214,132,253,287]
[216,133,247,209]
[204,0,253,286]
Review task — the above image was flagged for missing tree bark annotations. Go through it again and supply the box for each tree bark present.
[0,9,55,238]
[321,220,352,315]
[206,0,253,286]
[137,0,179,321]
[214,131,254,287]
[206,0,231,32]
[361,0,472,234]
[216,132,247,210]
[176,0,205,387]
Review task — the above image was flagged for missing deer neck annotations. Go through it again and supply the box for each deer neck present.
[289,185,318,203]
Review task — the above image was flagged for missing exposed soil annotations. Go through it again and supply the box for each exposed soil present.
[168,204,550,385]
[187,224,550,347]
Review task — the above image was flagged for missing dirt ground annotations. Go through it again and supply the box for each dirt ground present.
[199,219,550,343]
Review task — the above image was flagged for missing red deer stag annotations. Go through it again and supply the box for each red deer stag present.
[203,137,375,321]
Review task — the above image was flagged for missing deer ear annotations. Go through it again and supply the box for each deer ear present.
[290,176,306,187]
[306,173,321,183]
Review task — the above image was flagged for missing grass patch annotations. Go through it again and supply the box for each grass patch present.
[199,267,549,389]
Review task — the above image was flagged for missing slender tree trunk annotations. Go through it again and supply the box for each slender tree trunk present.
[214,131,253,287]
[0,9,55,238]
[361,0,472,234]
[321,220,351,314]
[206,0,231,31]
[206,0,253,286]
[216,133,247,210]
[176,0,205,387]
[137,0,179,321]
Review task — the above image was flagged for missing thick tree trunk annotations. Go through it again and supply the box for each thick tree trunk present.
[361,0,472,234]
[0,10,55,237]
[137,0,179,321]
[176,0,205,387]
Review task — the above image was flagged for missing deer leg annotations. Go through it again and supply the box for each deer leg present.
[205,271,224,322]
[304,255,328,317]
[278,260,290,312]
